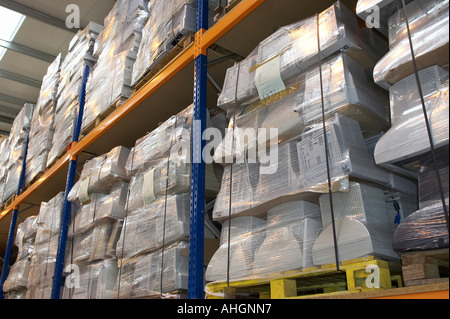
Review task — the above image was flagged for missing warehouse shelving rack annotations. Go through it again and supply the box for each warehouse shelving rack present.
[0,0,448,299]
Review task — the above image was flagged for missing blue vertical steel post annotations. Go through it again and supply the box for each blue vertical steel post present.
[188,0,208,299]
[0,135,29,299]
[51,62,91,299]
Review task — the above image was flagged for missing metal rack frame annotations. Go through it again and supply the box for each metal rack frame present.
[0,0,448,299]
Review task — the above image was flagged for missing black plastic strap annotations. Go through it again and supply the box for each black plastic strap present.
[316,13,340,271]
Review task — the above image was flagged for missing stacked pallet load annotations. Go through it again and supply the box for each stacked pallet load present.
[113,105,222,299]
[46,22,103,168]
[63,146,130,299]
[25,192,65,299]
[0,138,10,203]
[132,0,219,88]
[25,54,62,186]
[205,1,420,297]
[2,216,37,299]
[358,0,449,286]
[81,0,150,134]
[0,103,34,204]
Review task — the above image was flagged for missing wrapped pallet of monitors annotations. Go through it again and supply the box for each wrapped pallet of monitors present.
[113,105,223,299]
[62,146,130,299]
[0,138,10,202]
[0,103,34,204]
[2,216,37,299]
[25,192,65,299]
[362,0,449,253]
[132,0,220,87]
[46,22,103,168]
[371,0,449,90]
[205,1,420,294]
[82,0,150,133]
[25,54,62,186]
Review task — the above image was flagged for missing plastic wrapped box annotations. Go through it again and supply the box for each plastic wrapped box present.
[205,216,266,282]
[34,192,65,244]
[374,65,449,170]
[25,54,62,184]
[2,259,31,294]
[217,1,387,111]
[126,241,190,297]
[76,146,130,203]
[252,201,322,276]
[215,52,390,164]
[83,0,149,132]
[373,0,449,89]
[72,217,122,265]
[47,23,103,167]
[312,182,408,265]
[392,146,449,252]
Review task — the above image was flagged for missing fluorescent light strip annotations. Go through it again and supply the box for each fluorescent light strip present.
[0,6,26,62]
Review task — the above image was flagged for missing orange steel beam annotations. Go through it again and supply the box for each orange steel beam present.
[0,152,71,220]
[201,0,265,49]
[370,289,449,299]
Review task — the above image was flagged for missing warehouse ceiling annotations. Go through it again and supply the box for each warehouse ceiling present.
[0,0,116,136]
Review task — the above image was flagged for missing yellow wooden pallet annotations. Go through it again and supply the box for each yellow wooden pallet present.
[205,256,403,299]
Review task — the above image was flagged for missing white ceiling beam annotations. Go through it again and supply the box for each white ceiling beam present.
[0,93,33,106]
[0,0,78,33]
[0,69,42,88]
[0,38,56,63]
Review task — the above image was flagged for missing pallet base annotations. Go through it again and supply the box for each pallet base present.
[401,248,449,287]
[80,96,128,139]
[206,256,402,299]
[132,33,194,94]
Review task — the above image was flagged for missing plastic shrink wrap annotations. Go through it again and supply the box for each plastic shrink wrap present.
[74,146,130,203]
[393,147,449,252]
[206,202,324,286]
[113,241,190,298]
[62,145,132,299]
[374,65,449,170]
[132,0,219,86]
[1,104,34,203]
[25,54,62,185]
[312,181,417,265]
[213,114,418,222]
[113,105,222,298]
[356,0,414,36]
[47,23,103,167]
[214,52,390,165]
[217,1,388,112]
[25,193,67,299]
[373,0,449,90]
[2,216,37,298]
[82,0,150,132]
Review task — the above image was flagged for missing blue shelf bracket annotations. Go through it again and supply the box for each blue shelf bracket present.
[51,43,95,299]
[188,0,209,300]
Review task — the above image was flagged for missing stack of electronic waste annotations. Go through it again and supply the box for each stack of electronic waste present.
[0,138,10,203]
[0,103,34,204]
[62,146,130,299]
[2,216,37,299]
[113,105,222,299]
[207,1,421,285]
[25,54,62,186]
[46,22,103,168]
[82,0,150,133]
[371,0,449,90]
[132,0,220,87]
[357,0,449,251]
[25,192,65,299]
